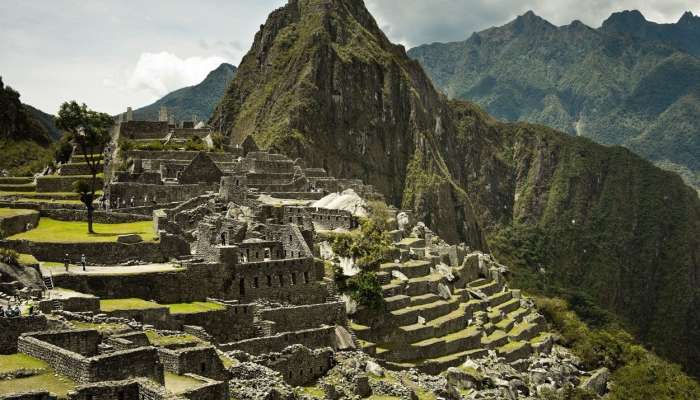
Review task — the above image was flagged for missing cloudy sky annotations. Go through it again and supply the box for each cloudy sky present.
[1,0,697,115]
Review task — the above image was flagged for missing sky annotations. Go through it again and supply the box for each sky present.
[0,0,697,115]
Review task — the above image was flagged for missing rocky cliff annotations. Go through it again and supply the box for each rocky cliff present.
[212,0,700,375]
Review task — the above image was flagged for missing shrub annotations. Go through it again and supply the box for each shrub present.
[211,133,226,151]
[0,248,19,265]
[185,136,205,151]
[337,271,384,311]
[54,133,74,164]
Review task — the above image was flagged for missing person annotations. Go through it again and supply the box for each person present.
[129,196,135,208]
[0,306,5,318]
[64,254,70,272]
[80,254,86,272]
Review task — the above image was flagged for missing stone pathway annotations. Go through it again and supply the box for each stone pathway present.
[41,263,182,277]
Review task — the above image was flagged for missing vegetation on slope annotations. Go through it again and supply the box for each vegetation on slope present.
[210,0,700,378]
[408,11,700,191]
[133,63,236,122]
[0,77,58,176]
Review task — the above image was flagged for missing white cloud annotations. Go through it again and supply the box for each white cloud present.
[126,51,226,99]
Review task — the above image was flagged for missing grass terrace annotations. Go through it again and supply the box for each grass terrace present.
[0,354,76,397]
[100,298,162,312]
[145,331,202,347]
[0,208,36,218]
[166,301,226,314]
[69,321,131,335]
[9,218,157,243]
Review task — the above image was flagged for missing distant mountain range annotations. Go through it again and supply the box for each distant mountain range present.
[408,10,700,191]
[132,63,237,122]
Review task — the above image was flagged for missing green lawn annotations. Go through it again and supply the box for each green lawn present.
[0,191,102,200]
[0,354,76,398]
[0,208,36,218]
[145,331,202,347]
[166,301,226,314]
[9,218,156,243]
[0,353,47,374]
[17,253,39,265]
[100,298,162,312]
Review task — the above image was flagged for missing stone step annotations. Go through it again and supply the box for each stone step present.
[507,321,543,342]
[468,280,501,296]
[384,325,483,363]
[389,297,460,326]
[384,295,411,312]
[0,183,36,192]
[380,260,432,278]
[494,298,520,314]
[488,290,513,308]
[481,329,509,349]
[391,300,485,345]
[386,348,489,375]
[496,341,533,363]
[381,273,444,298]
[407,293,442,308]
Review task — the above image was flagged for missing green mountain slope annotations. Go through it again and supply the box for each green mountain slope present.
[133,63,236,122]
[212,0,700,376]
[0,76,55,175]
[408,11,700,192]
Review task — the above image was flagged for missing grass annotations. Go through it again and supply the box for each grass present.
[9,218,157,243]
[69,321,131,335]
[0,208,36,218]
[145,331,202,347]
[164,372,205,394]
[100,298,162,312]
[0,354,47,374]
[0,354,76,398]
[298,385,325,398]
[15,198,85,205]
[165,301,226,314]
[17,253,39,265]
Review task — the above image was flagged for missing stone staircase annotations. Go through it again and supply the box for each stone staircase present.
[351,235,550,374]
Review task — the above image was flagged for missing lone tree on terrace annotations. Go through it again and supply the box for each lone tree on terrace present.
[55,101,113,233]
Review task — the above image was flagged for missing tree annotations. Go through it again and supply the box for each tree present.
[55,101,113,233]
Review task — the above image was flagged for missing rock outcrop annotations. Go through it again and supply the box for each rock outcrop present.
[212,0,700,375]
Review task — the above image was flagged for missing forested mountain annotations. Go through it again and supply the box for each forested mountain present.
[212,0,700,377]
[133,63,236,122]
[408,11,700,192]
[0,76,56,175]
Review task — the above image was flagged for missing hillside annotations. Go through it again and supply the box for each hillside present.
[0,76,56,175]
[133,63,236,122]
[408,11,700,192]
[212,0,700,376]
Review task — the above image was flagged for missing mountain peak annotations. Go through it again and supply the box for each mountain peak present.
[678,11,698,25]
[602,9,647,30]
[510,10,555,34]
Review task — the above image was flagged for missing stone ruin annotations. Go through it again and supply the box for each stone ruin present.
[0,118,605,399]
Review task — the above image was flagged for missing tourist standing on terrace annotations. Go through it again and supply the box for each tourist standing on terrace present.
[81,254,86,271]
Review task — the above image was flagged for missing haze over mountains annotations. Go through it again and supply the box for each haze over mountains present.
[408,10,700,192]
[210,0,700,377]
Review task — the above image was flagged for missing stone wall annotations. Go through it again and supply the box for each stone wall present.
[0,239,177,265]
[219,326,336,355]
[18,330,163,384]
[170,305,257,343]
[104,307,174,330]
[38,296,100,314]
[88,347,163,384]
[68,380,140,400]
[252,345,333,386]
[0,315,47,354]
[157,346,228,380]
[25,330,100,356]
[35,176,104,193]
[0,392,55,400]
[260,302,346,334]
[40,209,150,224]
[120,121,169,140]
[178,374,228,400]
[0,210,39,238]
[109,182,216,208]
